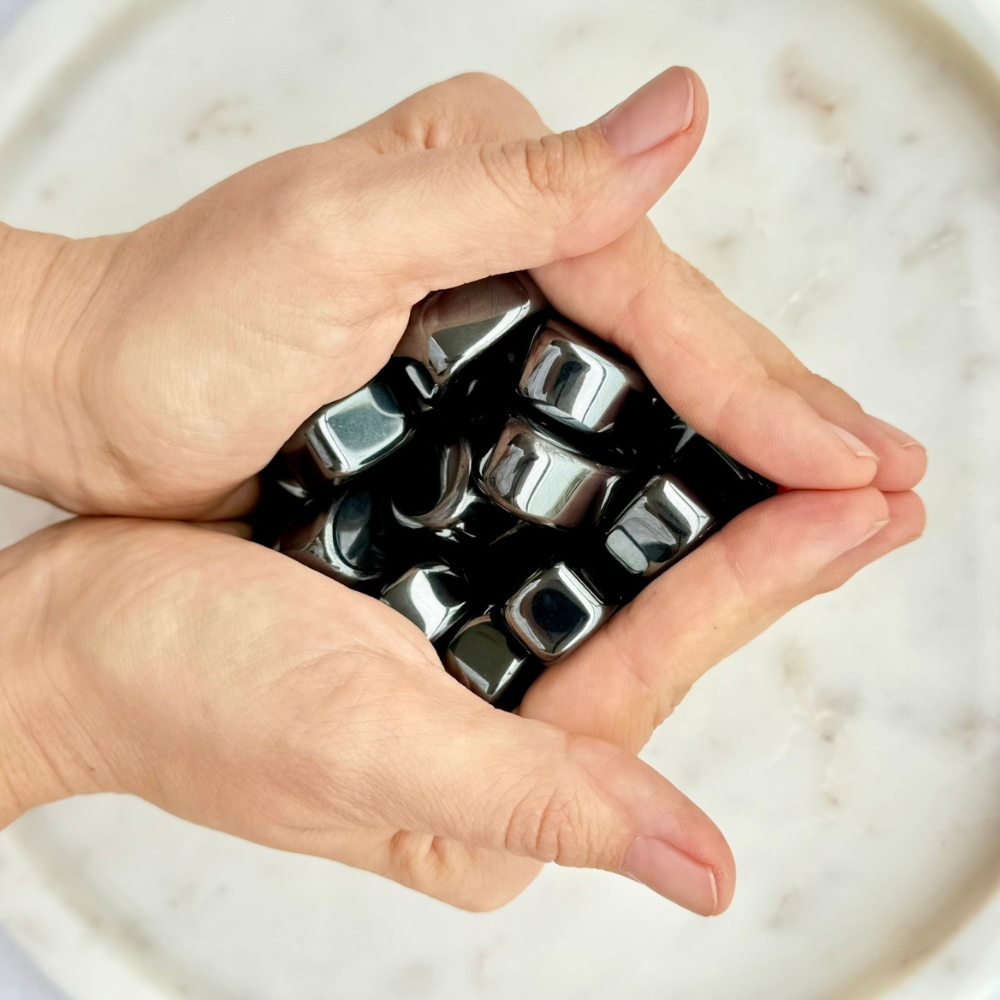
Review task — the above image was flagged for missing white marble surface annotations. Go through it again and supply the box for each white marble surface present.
[0,1,999,998]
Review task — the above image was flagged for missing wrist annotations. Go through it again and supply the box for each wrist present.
[0,532,100,828]
[0,223,124,510]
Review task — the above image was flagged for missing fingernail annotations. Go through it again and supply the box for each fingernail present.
[870,416,925,451]
[826,422,878,462]
[855,517,890,547]
[600,67,696,157]
[623,836,718,916]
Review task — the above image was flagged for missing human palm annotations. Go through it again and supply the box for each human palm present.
[2,479,917,914]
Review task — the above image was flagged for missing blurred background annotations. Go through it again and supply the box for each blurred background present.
[1,1,999,998]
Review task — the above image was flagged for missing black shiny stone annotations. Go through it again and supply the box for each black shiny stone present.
[380,561,468,644]
[278,488,387,588]
[391,436,519,544]
[518,318,649,436]
[251,457,313,549]
[281,378,413,489]
[503,562,614,662]
[478,416,623,529]
[605,473,715,578]
[443,610,540,707]
[393,273,546,400]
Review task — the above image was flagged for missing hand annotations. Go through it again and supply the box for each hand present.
[0,68,925,518]
[0,479,922,914]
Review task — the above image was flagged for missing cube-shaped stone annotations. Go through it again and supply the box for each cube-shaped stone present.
[278,488,386,587]
[281,378,413,488]
[605,473,715,578]
[380,561,468,644]
[443,611,539,707]
[478,417,623,529]
[392,436,518,543]
[518,318,648,435]
[503,562,614,662]
[394,273,546,399]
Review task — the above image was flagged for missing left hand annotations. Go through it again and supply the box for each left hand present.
[0,481,922,913]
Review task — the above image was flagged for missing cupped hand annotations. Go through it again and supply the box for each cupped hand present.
[0,68,925,518]
[0,479,923,914]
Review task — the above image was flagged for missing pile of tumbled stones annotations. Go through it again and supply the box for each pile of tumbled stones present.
[254,272,776,710]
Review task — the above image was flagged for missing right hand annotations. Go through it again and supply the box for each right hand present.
[0,69,924,519]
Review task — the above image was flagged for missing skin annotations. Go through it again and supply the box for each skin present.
[0,69,926,913]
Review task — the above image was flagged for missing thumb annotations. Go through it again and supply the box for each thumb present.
[360,690,732,916]
[364,66,707,292]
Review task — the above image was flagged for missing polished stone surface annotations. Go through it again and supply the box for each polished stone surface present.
[443,610,537,706]
[478,416,623,528]
[280,379,412,487]
[518,318,649,435]
[503,562,614,661]
[606,473,716,578]
[393,273,545,398]
[278,489,386,587]
[380,561,468,644]
[391,436,518,542]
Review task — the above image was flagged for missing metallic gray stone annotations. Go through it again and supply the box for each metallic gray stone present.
[281,379,412,487]
[503,562,614,662]
[275,477,309,500]
[443,611,535,706]
[518,318,648,434]
[605,473,715,578]
[278,489,385,587]
[392,437,514,542]
[479,417,622,528]
[380,562,468,643]
[393,273,545,396]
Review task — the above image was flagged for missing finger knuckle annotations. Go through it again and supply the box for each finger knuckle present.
[394,73,538,151]
[522,130,584,202]
[504,778,590,864]
[479,130,591,241]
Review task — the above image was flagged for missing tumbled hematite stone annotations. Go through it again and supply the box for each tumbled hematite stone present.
[392,436,518,543]
[504,562,614,662]
[478,416,623,529]
[260,271,780,712]
[380,562,468,644]
[605,473,715,578]
[278,488,387,588]
[443,610,539,707]
[518,318,648,436]
[281,379,413,488]
[393,273,545,400]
